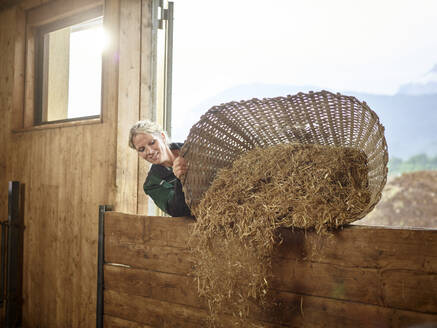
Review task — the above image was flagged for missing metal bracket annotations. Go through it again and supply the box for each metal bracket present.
[96,205,112,328]
[158,0,169,29]
[0,221,8,307]
[2,181,25,327]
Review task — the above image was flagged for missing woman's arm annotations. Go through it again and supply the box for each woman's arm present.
[173,156,187,179]
[144,164,191,217]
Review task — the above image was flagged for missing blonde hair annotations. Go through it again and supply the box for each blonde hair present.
[128,120,170,149]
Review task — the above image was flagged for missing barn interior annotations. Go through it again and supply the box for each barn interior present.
[0,0,436,327]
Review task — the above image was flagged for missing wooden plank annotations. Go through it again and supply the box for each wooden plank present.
[0,0,20,11]
[26,183,60,327]
[104,213,437,314]
[13,117,102,133]
[104,289,225,328]
[101,0,120,127]
[18,0,51,11]
[272,257,437,314]
[104,289,285,328]
[104,265,203,309]
[0,6,15,220]
[105,213,437,274]
[100,0,119,206]
[104,257,437,318]
[269,291,437,328]
[23,23,35,128]
[382,270,437,314]
[104,315,153,328]
[105,210,147,243]
[105,213,194,273]
[276,226,437,272]
[115,0,141,213]
[12,6,25,130]
[26,0,103,27]
[272,258,383,306]
[139,0,154,122]
[103,282,437,328]
[103,265,282,324]
[137,0,154,215]
[105,239,193,274]
[105,212,193,247]
[102,265,295,326]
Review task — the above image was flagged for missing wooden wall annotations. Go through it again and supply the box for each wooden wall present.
[0,0,155,326]
[103,212,437,327]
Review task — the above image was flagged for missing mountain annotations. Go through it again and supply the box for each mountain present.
[172,83,437,160]
[397,81,437,95]
[344,91,437,160]
[397,64,437,95]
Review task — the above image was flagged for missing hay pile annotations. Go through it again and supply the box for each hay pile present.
[189,143,370,325]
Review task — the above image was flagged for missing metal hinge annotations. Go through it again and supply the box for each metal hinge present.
[158,0,169,29]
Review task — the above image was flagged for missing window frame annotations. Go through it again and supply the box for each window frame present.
[33,6,104,125]
[12,0,105,131]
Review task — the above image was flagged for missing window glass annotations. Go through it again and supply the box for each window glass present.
[171,0,437,228]
[67,18,104,119]
[36,15,104,123]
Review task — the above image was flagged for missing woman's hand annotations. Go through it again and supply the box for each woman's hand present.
[173,156,188,179]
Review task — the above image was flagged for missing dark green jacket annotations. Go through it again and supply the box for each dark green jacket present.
[143,143,191,217]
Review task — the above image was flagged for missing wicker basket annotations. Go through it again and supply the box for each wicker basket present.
[181,90,388,217]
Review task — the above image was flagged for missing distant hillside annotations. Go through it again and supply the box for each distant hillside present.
[173,83,437,160]
[355,170,437,228]
[397,63,437,95]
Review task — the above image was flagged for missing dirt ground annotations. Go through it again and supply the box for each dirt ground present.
[355,170,437,228]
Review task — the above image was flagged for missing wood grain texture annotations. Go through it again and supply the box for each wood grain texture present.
[276,226,437,272]
[115,0,141,213]
[0,0,142,327]
[11,6,25,130]
[104,283,437,328]
[26,0,102,27]
[137,0,154,215]
[0,6,15,220]
[104,289,284,328]
[104,265,203,308]
[268,291,437,328]
[104,315,154,328]
[103,212,437,326]
[271,257,437,313]
[105,212,194,273]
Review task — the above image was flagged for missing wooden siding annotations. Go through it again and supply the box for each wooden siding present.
[103,212,437,327]
[0,0,154,327]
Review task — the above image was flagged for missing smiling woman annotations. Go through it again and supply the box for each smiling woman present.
[128,120,191,217]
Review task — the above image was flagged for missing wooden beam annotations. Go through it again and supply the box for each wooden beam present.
[276,226,437,272]
[103,211,437,325]
[104,315,154,328]
[0,0,22,11]
[114,0,141,213]
[104,289,284,328]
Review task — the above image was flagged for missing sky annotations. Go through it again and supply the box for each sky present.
[68,24,103,118]
[171,0,437,140]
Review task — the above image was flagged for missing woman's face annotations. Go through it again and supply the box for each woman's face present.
[132,132,172,166]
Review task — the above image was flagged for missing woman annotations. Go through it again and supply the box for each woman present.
[128,120,191,217]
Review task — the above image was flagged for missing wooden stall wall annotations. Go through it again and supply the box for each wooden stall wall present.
[103,212,437,327]
[0,0,155,326]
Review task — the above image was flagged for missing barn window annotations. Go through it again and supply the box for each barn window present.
[11,0,105,130]
[34,7,104,124]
